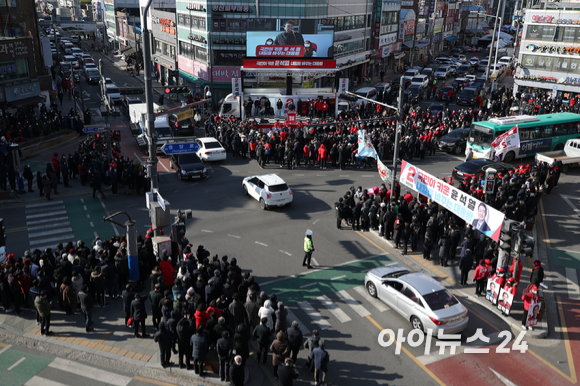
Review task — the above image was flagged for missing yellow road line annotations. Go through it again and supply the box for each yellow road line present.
[133,376,176,386]
[366,315,446,386]
[0,342,8,348]
[554,296,578,383]
[6,226,27,233]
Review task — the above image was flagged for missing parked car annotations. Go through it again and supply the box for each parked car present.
[452,78,472,91]
[71,47,83,58]
[448,65,458,77]
[353,87,378,106]
[436,86,455,101]
[402,69,420,82]
[410,75,429,89]
[365,265,469,334]
[428,103,446,114]
[242,173,293,210]
[452,54,467,63]
[374,82,392,100]
[404,85,425,104]
[421,68,434,82]
[169,153,208,181]
[86,69,101,84]
[434,66,451,79]
[84,63,97,74]
[456,64,473,77]
[498,56,513,67]
[196,137,227,161]
[439,127,470,155]
[452,159,516,181]
[457,87,482,106]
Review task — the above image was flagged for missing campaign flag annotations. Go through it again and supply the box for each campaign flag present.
[492,124,520,157]
[357,129,377,159]
[377,158,392,183]
[399,160,505,242]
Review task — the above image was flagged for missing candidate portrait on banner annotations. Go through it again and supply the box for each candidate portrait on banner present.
[526,301,541,327]
[472,202,491,232]
[497,288,514,315]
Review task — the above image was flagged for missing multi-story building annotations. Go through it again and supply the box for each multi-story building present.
[515,9,580,99]
[101,0,140,52]
[151,8,178,85]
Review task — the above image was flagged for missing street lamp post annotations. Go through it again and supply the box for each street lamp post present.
[481,3,503,88]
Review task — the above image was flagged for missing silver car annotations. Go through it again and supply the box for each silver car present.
[365,265,469,335]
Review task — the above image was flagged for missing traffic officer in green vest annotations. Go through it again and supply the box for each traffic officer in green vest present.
[302,229,314,269]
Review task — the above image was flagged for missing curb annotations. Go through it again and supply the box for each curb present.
[364,225,549,339]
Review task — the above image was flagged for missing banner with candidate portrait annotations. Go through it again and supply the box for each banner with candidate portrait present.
[526,301,541,327]
[497,288,514,315]
[246,18,335,59]
[492,124,520,157]
[399,161,505,242]
[485,277,501,305]
[357,129,377,159]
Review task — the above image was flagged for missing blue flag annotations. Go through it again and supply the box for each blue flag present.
[357,129,377,159]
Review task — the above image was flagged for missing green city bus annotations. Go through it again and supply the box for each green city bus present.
[466,113,580,162]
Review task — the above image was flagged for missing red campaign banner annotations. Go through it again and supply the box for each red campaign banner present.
[287,111,296,123]
[243,59,337,69]
[256,45,305,57]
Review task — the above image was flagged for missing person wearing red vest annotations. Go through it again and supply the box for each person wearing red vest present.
[499,277,518,315]
[521,285,540,330]
[509,257,523,285]
[403,190,413,204]
[303,144,310,166]
[318,144,328,169]
[473,259,490,296]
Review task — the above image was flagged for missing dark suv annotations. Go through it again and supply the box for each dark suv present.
[457,87,481,106]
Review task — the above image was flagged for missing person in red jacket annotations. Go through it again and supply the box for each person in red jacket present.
[303,144,310,166]
[521,285,540,330]
[318,144,328,169]
[509,257,523,285]
[403,190,413,204]
[159,253,174,287]
[194,303,209,329]
[52,154,61,184]
[499,277,517,315]
[473,259,490,296]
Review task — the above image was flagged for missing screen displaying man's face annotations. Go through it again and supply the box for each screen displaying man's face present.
[478,204,487,221]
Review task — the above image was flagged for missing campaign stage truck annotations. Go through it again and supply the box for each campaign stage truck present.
[130,103,174,154]
[535,138,580,172]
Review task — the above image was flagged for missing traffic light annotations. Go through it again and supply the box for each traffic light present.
[515,234,535,258]
[339,93,357,102]
[165,86,189,94]
[0,218,5,247]
[119,87,145,95]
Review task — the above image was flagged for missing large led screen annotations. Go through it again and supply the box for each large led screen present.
[246,18,335,58]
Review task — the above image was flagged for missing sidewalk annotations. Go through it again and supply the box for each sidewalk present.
[359,209,549,339]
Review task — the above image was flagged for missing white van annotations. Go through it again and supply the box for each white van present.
[353,87,377,105]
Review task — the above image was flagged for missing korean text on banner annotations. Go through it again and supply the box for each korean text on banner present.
[338,78,349,95]
[232,78,242,97]
[491,124,520,157]
[357,129,377,159]
[377,158,392,183]
[399,160,505,241]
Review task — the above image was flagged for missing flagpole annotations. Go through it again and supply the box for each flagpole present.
[391,76,405,196]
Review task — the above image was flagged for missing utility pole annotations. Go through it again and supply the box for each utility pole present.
[410,13,418,67]
[484,1,502,87]
[391,75,404,194]
[98,59,112,163]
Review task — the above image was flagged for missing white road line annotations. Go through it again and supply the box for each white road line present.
[26,201,64,208]
[286,308,310,335]
[8,357,26,371]
[27,222,70,231]
[339,175,350,177]
[83,205,87,211]
[316,174,325,176]
[331,275,346,281]
[274,291,285,296]
[293,174,305,176]
[25,376,67,386]
[133,152,143,163]
[228,234,241,239]
[318,295,352,323]
[90,222,94,227]
[311,258,319,266]
[80,198,85,204]
[26,210,67,219]
[49,357,132,386]
[312,219,320,225]
[26,217,69,226]
[201,230,213,233]
[300,282,317,289]
[94,231,98,238]
[29,228,74,238]
[280,250,292,256]
[158,160,170,173]
[353,285,389,312]
[255,241,268,247]
[298,301,331,330]
[566,267,580,301]
[29,234,75,247]
[0,344,12,355]
[562,195,580,216]
[337,289,371,317]
[362,175,374,177]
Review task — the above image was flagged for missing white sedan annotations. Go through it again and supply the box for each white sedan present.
[242,174,293,210]
[196,137,227,161]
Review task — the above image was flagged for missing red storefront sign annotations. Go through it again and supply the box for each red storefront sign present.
[243,59,336,69]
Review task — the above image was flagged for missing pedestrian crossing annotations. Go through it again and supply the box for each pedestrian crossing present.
[26,200,76,252]
[287,285,389,334]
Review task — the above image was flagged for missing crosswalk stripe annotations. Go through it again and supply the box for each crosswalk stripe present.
[48,357,132,386]
[353,285,390,312]
[29,234,75,247]
[26,210,67,219]
[27,244,63,253]
[286,308,310,335]
[25,204,65,213]
[25,376,66,386]
[317,295,352,323]
[28,222,71,231]
[337,289,371,317]
[27,217,70,226]
[298,301,331,330]
[29,228,74,239]
[25,200,64,208]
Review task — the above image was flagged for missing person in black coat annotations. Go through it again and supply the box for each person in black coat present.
[459,249,474,286]
[530,261,545,286]
[423,229,434,261]
[234,323,251,366]
[438,231,452,267]
[253,317,271,364]
[131,293,149,338]
[122,284,135,326]
[335,198,344,229]
[217,330,234,382]
[154,321,176,367]
[286,321,303,363]
[176,316,194,369]
[229,355,245,386]
[191,325,209,376]
[277,358,299,386]
[449,227,461,261]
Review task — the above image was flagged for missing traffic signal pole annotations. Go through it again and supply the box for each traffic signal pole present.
[142,0,158,189]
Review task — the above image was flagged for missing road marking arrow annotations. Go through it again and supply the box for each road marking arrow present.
[561,194,580,217]
[489,368,517,386]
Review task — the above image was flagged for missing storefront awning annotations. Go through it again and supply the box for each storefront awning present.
[393,51,405,60]
[7,95,45,108]
[403,41,429,49]
[120,46,136,55]
[467,29,487,34]
[487,38,510,49]
[445,36,458,43]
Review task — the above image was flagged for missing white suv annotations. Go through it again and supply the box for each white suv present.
[242,174,293,210]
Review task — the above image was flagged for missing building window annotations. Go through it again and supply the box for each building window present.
[179,41,194,59]
[0,0,17,6]
[329,16,365,32]
[382,11,399,26]
[0,58,29,83]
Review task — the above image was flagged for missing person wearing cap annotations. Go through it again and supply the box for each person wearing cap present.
[277,357,299,386]
[311,339,329,386]
[303,230,314,269]
[530,260,544,287]
[521,285,540,330]
[274,20,304,46]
